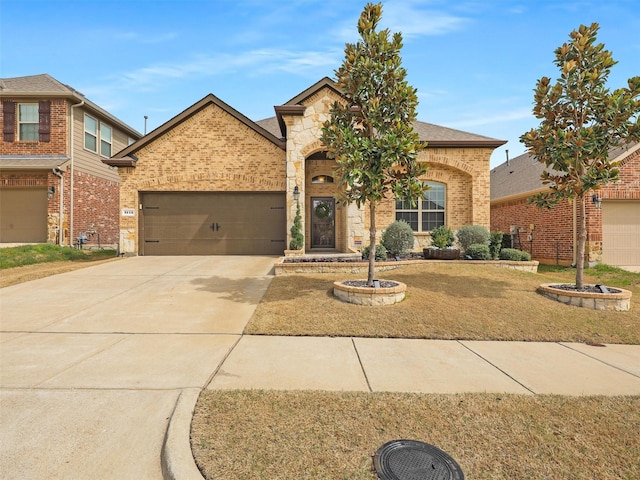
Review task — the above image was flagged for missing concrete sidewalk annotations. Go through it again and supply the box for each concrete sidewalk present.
[165,336,640,479]
[1,256,639,480]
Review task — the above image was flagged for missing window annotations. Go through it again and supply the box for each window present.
[100,123,112,157]
[312,175,334,184]
[84,114,98,152]
[395,182,446,232]
[18,104,39,141]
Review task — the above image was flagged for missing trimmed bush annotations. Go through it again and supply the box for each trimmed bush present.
[362,244,388,261]
[489,231,504,259]
[429,225,455,249]
[465,243,491,260]
[288,202,304,250]
[499,248,531,261]
[381,220,414,256]
[457,225,490,251]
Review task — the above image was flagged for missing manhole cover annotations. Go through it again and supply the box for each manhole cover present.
[373,439,464,480]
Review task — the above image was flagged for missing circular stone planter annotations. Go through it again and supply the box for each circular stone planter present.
[333,280,407,306]
[537,283,632,311]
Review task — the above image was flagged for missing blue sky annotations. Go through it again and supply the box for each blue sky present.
[2,0,638,167]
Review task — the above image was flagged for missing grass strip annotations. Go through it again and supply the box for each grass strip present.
[192,390,640,480]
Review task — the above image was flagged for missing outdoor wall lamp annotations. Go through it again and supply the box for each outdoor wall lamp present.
[47,186,56,200]
[293,185,300,202]
[591,193,603,209]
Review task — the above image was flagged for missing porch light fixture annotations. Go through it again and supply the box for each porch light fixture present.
[47,186,56,200]
[591,194,602,209]
[293,185,300,202]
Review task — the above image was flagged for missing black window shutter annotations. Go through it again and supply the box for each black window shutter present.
[39,100,51,142]
[3,101,15,142]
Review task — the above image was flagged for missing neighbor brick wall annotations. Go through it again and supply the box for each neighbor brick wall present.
[491,147,640,265]
[72,170,119,247]
[491,197,575,265]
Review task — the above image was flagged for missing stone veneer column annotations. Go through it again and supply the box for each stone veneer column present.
[284,115,306,251]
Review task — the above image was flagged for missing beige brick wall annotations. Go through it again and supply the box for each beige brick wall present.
[118,103,286,254]
[367,147,493,250]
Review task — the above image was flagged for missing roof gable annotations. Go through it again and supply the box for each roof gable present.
[109,93,286,166]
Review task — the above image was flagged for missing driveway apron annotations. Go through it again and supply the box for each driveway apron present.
[0,256,275,480]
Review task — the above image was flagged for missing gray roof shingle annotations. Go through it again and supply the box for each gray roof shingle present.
[491,142,640,201]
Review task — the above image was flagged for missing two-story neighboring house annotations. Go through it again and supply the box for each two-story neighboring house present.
[0,74,141,247]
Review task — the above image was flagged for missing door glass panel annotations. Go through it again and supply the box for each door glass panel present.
[311,197,335,248]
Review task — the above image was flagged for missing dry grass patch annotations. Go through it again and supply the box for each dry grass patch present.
[192,390,640,480]
[246,263,640,344]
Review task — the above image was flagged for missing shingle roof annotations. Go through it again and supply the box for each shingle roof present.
[259,76,506,147]
[0,74,73,95]
[0,74,141,138]
[0,155,70,171]
[490,142,640,202]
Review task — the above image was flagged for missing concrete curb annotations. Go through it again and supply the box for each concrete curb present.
[162,388,205,480]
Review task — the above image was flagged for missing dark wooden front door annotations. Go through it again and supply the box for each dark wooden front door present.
[311,197,335,248]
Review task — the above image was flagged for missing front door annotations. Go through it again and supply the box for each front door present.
[311,197,335,248]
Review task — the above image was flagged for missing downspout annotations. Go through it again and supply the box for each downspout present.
[52,167,64,245]
[70,100,85,246]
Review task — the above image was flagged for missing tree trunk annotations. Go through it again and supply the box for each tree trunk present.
[575,196,586,289]
[368,201,376,286]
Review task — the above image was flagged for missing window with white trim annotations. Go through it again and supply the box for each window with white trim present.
[84,114,98,152]
[18,103,39,141]
[395,181,446,232]
[100,123,112,157]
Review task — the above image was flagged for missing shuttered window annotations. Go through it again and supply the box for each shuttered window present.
[18,103,39,141]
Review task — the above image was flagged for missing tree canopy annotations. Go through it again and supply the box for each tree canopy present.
[521,22,640,288]
[321,2,427,285]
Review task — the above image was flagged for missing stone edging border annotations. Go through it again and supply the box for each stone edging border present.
[274,258,539,275]
[333,280,407,306]
[537,283,632,311]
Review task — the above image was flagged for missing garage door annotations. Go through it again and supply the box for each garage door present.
[140,192,286,255]
[0,188,48,243]
[602,201,640,269]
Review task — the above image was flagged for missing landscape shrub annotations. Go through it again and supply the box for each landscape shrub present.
[489,231,504,259]
[362,244,388,261]
[499,248,531,261]
[288,202,304,250]
[465,243,491,260]
[429,225,455,249]
[381,220,414,256]
[457,225,490,251]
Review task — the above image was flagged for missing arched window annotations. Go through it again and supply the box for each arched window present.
[312,175,334,184]
[395,182,446,232]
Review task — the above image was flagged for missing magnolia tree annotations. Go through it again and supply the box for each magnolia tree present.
[321,2,427,286]
[521,23,640,289]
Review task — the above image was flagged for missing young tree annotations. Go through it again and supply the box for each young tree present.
[521,23,640,289]
[321,2,427,286]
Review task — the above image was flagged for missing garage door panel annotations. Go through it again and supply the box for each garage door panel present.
[140,192,285,255]
[602,201,640,268]
[0,189,48,243]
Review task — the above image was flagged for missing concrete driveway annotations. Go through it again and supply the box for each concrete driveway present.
[0,256,276,480]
